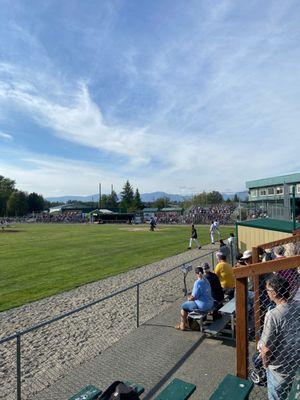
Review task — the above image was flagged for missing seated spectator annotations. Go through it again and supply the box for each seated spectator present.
[260,275,300,400]
[175,266,214,331]
[238,249,253,266]
[274,244,299,298]
[202,262,224,304]
[202,262,224,320]
[274,245,285,259]
[214,252,235,299]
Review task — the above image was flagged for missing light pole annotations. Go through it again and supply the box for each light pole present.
[99,183,101,209]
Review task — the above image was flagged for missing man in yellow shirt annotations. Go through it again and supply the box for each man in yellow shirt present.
[214,252,235,299]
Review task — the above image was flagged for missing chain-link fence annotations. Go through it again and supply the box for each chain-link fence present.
[0,250,219,400]
[234,236,300,400]
[238,202,294,222]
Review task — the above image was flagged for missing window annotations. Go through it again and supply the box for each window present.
[276,186,283,195]
[297,184,300,194]
[259,188,267,196]
[250,189,257,197]
[267,187,275,196]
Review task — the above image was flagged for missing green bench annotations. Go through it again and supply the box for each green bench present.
[68,381,144,400]
[154,378,196,400]
[209,374,253,400]
[68,384,102,400]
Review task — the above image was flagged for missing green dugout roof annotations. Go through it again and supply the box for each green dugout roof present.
[246,173,300,189]
[237,218,300,233]
[161,207,182,212]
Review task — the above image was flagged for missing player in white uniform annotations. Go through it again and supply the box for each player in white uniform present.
[209,220,221,244]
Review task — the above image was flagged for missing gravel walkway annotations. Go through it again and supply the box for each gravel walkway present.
[0,246,216,400]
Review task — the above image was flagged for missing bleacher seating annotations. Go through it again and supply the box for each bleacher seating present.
[208,374,253,399]
[154,378,196,400]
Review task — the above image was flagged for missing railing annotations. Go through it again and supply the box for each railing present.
[0,250,218,400]
[234,234,300,399]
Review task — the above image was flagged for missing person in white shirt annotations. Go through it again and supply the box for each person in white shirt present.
[227,233,237,265]
[210,220,221,244]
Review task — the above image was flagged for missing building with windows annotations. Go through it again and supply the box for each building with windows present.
[236,173,300,251]
[246,173,300,202]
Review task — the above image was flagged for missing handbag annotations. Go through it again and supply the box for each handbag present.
[98,381,140,400]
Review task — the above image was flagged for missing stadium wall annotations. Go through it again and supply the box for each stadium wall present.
[236,218,300,251]
[237,225,291,252]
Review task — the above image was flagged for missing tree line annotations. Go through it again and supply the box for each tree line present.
[0,175,241,217]
[0,176,46,217]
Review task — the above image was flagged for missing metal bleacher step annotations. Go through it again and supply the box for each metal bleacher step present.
[203,315,231,335]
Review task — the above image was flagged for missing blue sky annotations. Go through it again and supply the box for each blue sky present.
[0,0,300,197]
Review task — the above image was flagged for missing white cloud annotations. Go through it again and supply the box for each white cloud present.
[0,131,13,140]
[0,2,300,195]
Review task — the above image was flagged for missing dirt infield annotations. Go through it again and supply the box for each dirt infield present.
[118,226,168,232]
[0,229,21,233]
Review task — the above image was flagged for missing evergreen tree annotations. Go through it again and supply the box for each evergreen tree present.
[233,194,240,203]
[133,188,143,210]
[120,181,134,212]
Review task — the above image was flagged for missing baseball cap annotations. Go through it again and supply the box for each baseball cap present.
[241,250,252,260]
[201,262,210,270]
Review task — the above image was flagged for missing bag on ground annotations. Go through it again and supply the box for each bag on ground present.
[98,381,140,400]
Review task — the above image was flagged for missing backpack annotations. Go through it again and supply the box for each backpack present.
[98,381,140,400]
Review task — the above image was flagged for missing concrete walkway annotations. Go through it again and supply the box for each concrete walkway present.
[38,298,236,400]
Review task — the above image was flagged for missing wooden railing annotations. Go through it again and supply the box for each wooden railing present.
[251,233,300,344]
[234,253,300,379]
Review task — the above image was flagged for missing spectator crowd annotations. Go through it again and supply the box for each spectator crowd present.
[183,204,235,225]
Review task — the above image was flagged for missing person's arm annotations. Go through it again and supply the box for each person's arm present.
[260,312,275,368]
[189,281,198,300]
[261,344,270,368]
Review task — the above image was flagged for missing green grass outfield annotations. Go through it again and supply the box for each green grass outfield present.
[0,223,233,311]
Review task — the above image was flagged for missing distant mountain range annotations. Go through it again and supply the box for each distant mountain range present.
[46,190,248,203]
[222,191,248,201]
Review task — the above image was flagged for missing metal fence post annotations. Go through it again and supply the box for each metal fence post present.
[16,332,21,400]
[211,251,215,269]
[136,284,140,328]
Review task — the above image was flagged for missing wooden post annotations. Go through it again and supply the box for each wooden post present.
[235,277,248,379]
[252,247,260,343]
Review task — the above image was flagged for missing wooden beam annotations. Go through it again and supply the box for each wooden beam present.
[251,247,261,344]
[236,277,248,379]
[257,233,300,250]
[234,255,300,279]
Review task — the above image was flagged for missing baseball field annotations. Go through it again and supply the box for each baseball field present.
[0,223,233,311]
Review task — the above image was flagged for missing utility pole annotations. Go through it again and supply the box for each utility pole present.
[99,183,101,209]
[292,185,296,231]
